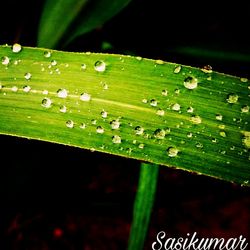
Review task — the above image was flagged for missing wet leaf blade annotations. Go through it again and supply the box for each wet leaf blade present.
[37,0,89,48]
[0,45,249,186]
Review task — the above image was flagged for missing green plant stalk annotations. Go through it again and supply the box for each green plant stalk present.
[128,163,159,250]
[0,45,249,186]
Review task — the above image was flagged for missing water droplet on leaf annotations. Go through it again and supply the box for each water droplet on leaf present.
[241,105,249,113]
[23,85,31,93]
[94,61,106,72]
[59,105,67,113]
[227,93,238,104]
[135,126,144,135]
[154,129,166,139]
[110,119,120,129]
[174,65,181,74]
[41,97,52,108]
[44,51,51,58]
[190,115,202,124]
[57,89,68,98]
[66,120,74,128]
[184,76,198,89]
[112,135,121,144]
[167,147,179,157]
[96,126,104,134]
[150,99,158,107]
[171,103,181,111]
[12,43,22,53]
[24,72,32,80]
[1,56,10,65]
[80,93,91,102]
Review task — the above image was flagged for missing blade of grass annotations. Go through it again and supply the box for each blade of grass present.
[0,45,249,186]
[63,0,132,47]
[128,163,159,250]
[37,0,89,49]
[38,0,132,49]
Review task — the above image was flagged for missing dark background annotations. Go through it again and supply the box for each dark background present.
[0,0,250,249]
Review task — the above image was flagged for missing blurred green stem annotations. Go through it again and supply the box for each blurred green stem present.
[128,163,159,250]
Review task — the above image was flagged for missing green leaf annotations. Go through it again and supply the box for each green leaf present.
[64,0,132,46]
[38,0,89,49]
[0,45,249,186]
[38,0,132,49]
[128,163,159,250]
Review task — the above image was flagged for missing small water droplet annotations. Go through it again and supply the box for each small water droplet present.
[201,65,213,73]
[44,51,51,58]
[227,93,238,104]
[57,89,68,98]
[174,65,181,74]
[242,131,250,148]
[190,115,202,124]
[155,59,164,65]
[218,124,225,130]
[24,72,32,80]
[219,131,227,137]
[80,123,86,129]
[161,89,168,96]
[240,78,248,83]
[80,93,91,102]
[156,109,165,116]
[184,76,198,89]
[142,98,148,103]
[102,82,109,90]
[112,135,121,144]
[66,120,74,128]
[41,97,52,108]
[51,60,57,66]
[91,119,97,125]
[154,129,166,139]
[212,138,218,143]
[81,63,87,70]
[174,88,180,95]
[42,90,49,95]
[1,56,10,65]
[138,143,144,149]
[150,99,158,107]
[59,105,67,113]
[11,86,18,92]
[96,126,104,134]
[241,105,249,113]
[167,147,179,157]
[135,126,144,135]
[12,43,22,53]
[187,107,194,113]
[23,85,31,93]
[171,103,181,111]
[110,119,120,129]
[101,110,108,118]
[94,61,106,72]
[187,132,193,138]
[216,114,223,121]
[196,142,203,148]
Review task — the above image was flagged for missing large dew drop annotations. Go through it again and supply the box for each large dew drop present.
[57,89,68,98]
[184,76,198,89]
[12,43,22,53]
[80,93,91,102]
[94,61,106,72]
[227,93,238,104]
[167,147,179,157]
[41,97,52,108]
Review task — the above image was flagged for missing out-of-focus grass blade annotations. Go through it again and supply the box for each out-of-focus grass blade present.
[128,163,159,250]
[37,0,89,49]
[38,0,132,49]
[64,0,132,46]
[0,45,249,186]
